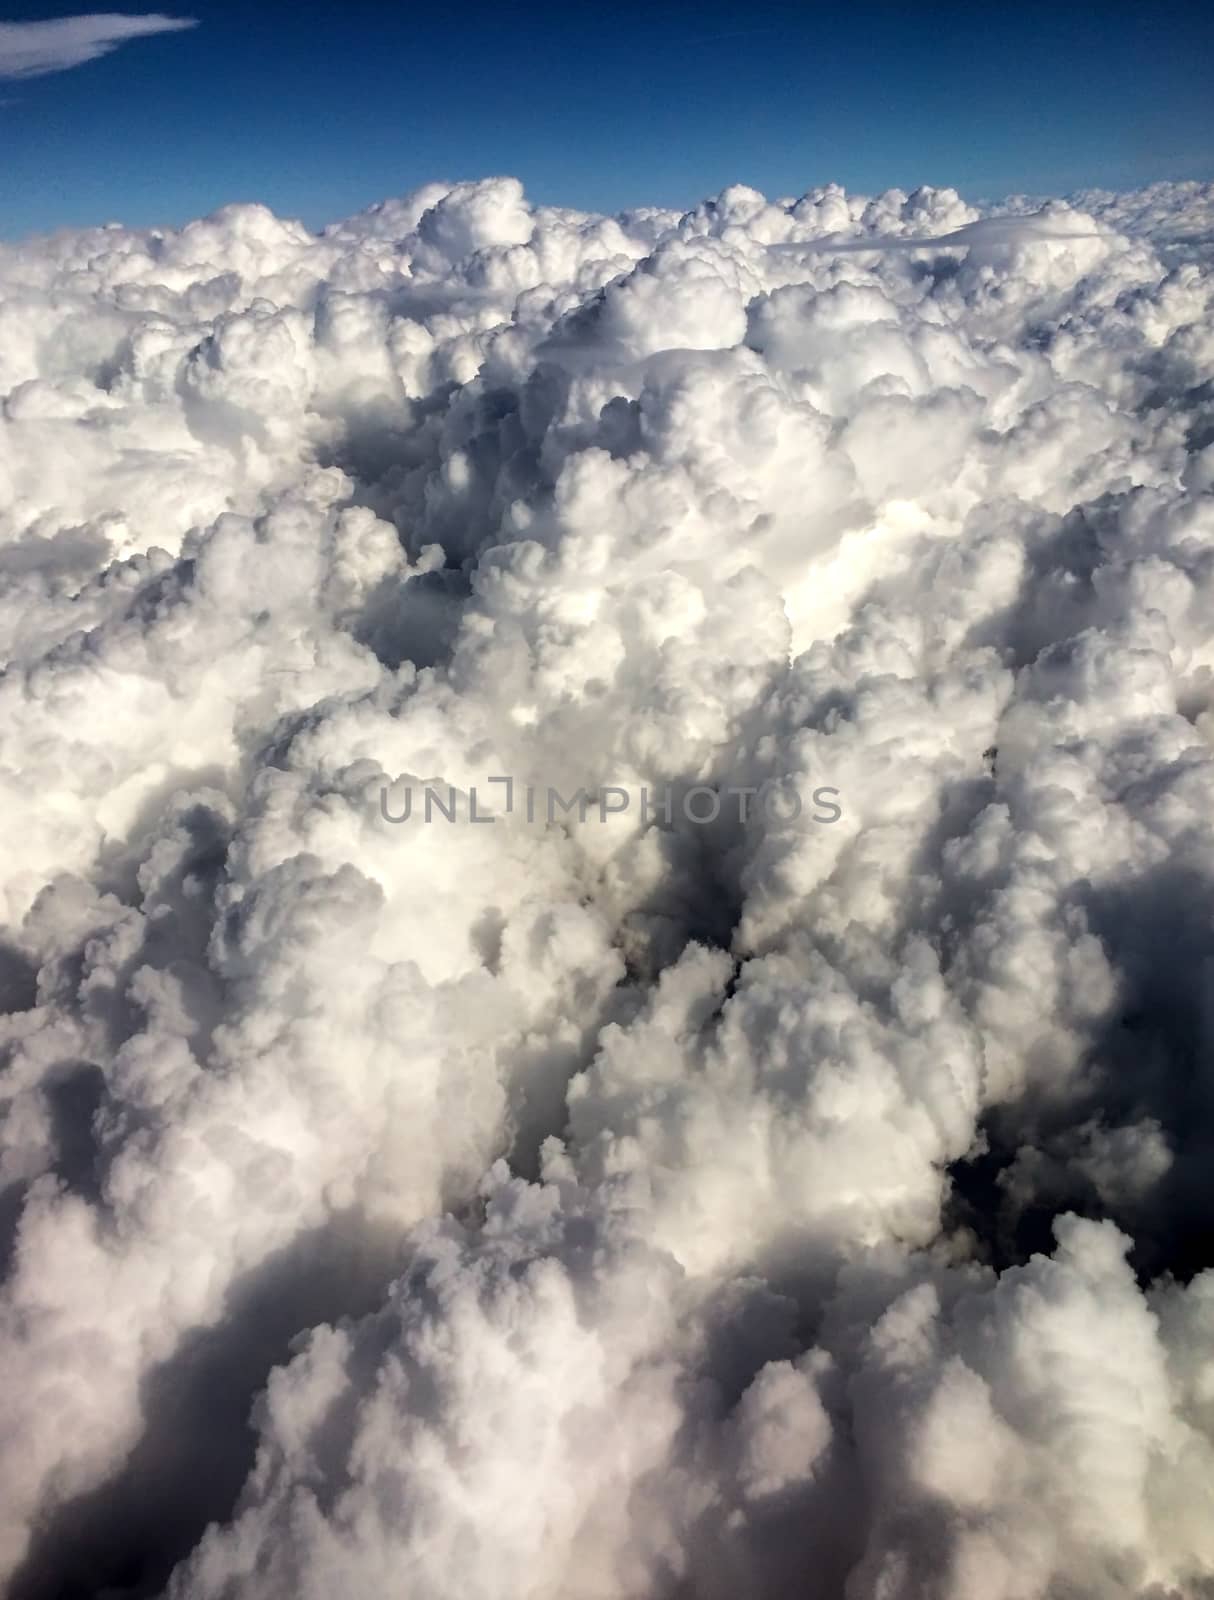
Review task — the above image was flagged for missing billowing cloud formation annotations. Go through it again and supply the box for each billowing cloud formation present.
[0,13,195,81]
[1,173,1214,1600]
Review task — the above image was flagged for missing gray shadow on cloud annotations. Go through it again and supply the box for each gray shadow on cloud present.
[8,1213,403,1600]
[949,856,1214,1283]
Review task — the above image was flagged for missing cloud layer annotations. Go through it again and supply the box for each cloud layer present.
[1,173,1213,1599]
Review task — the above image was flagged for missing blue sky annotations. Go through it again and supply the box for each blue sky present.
[1,0,1212,238]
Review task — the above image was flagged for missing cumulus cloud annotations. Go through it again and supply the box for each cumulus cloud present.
[0,13,196,81]
[1,171,1214,1599]
[769,206,1107,257]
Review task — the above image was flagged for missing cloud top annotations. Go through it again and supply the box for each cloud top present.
[0,12,196,80]
[0,174,1213,1598]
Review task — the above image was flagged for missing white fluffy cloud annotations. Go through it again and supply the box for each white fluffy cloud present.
[1,173,1214,1600]
[0,14,196,81]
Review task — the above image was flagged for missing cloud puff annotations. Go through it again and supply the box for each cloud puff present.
[1,173,1213,1599]
[0,12,196,81]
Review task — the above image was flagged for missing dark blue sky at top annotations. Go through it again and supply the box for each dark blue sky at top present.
[1,0,1212,239]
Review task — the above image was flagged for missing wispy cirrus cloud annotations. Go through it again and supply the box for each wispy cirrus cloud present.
[0,12,196,80]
